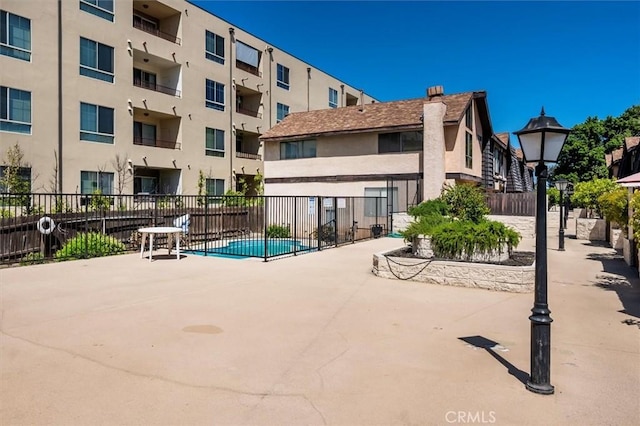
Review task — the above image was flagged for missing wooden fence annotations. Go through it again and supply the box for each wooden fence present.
[486,192,536,216]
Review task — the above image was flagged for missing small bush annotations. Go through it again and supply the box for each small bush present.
[547,187,560,208]
[400,213,450,241]
[267,224,291,238]
[20,252,46,265]
[55,232,126,260]
[598,186,628,232]
[407,198,449,219]
[0,208,12,218]
[430,220,521,260]
[441,183,489,223]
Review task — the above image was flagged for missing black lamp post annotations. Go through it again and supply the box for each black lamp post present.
[564,186,573,229]
[555,179,569,251]
[514,107,570,395]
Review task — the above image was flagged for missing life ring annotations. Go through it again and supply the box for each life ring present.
[37,216,56,235]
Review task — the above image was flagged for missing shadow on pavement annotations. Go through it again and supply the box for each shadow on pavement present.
[587,252,640,321]
[458,336,529,385]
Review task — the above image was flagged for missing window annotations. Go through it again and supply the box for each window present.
[378,131,423,153]
[206,178,225,196]
[205,79,225,111]
[1,86,31,134]
[329,87,338,108]
[81,171,114,194]
[79,37,114,83]
[280,139,316,160]
[1,10,31,61]
[364,187,398,217]
[80,102,114,144]
[0,166,30,192]
[79,0,114,22]
[277,64,289,90]
[493,147,505,177]
[133,121,156,146]
[465,104,473,129]
[133,68,156,90]
[465,131,473,169]
[205,30,224,64]
[276,102,289,123]
[205,127,225,157]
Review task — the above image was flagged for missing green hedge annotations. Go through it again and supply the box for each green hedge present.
[55,232,126,260]
[430,220,521,260]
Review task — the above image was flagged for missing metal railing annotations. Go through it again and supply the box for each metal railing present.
[236,152,261,160]
[133,17,181,45]
[1,193,389,266]
[133,137,181,150]
[133,79,181,97]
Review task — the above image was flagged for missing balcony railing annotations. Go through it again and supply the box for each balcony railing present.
[134,137,181,150]
[133,16,181,45]
[236,152,262,161]
[235,60,261,77]
[133,79,181,97]
[236,106,262,119]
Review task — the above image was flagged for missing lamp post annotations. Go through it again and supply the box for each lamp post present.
[564,186,573,229]
[514,107,570,395]
[555,179,569,251]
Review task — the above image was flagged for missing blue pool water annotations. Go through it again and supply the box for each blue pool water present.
[187,239,311,258]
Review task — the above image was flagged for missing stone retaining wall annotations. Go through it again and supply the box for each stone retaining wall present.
[373,250,534,293]
[575,218,606,241]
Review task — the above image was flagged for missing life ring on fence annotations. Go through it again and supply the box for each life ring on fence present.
[37,216,56,235]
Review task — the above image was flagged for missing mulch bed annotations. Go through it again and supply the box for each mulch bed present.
[384,246,535,267]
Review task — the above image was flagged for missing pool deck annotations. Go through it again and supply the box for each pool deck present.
[1,231,639,425]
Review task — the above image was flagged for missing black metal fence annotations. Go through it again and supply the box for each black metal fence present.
[0,193,389,265]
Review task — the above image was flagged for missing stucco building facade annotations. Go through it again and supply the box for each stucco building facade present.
[0,0,375,196]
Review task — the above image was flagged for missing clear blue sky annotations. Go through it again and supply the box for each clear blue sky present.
[192,1,640,137]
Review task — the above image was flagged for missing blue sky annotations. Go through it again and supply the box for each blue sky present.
[192,1,640,137]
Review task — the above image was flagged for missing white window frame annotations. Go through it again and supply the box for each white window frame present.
[0,10,31,62]
[0,86,31,134]
[205,127,225,157]
[79,0,114,22]
[80,102,114,144]
[276,102,289,123]
[205,79,225,111]
[329,87,338,108]
[79,37,114,83]
[205,30,224,64]
[277,64,290,90]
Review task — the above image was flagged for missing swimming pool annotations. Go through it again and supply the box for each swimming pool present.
[186,238,312,258]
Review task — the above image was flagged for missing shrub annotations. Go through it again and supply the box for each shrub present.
[54,232,126,260]
[267,224,291,238]
[547,187,560,208]
[400,213,450,241]
[0,208,12,218]
[630,190,640,241]
[430,220,521,260]
[571,178,617,217]
[407,198,449,219]
[441,183,489,223]
[312,224,335,243]
[89,190,112,212]
[598,186,628,232]
[20,252,46,265]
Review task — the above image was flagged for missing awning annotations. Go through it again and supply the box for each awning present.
[616,172,640,187]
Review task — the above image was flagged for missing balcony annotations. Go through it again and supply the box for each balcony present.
[132,50,181,98]
[236,106,262,119]
[134,137,181,150]
[132,1,181,45]
[236,151,261,161]
[236,86,263,120]
[133,108,181,150]
[235,60,261,77]
[236,130,262,162]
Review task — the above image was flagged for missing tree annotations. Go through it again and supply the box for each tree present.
[1,143,31,194]
[552,105,640,183]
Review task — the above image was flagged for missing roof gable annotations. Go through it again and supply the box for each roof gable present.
[261,91,480,141]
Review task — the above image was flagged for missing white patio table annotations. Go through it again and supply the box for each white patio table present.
[138,226,183,262]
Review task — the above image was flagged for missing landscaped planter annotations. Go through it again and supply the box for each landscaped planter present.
[412,235,510,263]
[575,218,606,241]
[372,249,534,293]
[609,223,624,250]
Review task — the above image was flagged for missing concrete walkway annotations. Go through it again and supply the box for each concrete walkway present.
[1,229,639,425]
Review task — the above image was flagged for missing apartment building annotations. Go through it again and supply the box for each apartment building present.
[0,0,375,196]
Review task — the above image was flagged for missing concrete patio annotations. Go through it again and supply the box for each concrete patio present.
[1,229,639,425]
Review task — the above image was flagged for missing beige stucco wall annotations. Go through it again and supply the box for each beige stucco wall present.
[265,152,421,179]
[0,0,375,195]
[443,99,483,180]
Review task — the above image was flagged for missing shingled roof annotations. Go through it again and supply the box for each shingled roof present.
[606,148,624,168]
[261,91,480,141]
[625,136,640,151]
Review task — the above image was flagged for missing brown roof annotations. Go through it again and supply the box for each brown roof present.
[494,132,509,149]
[514,148,524,160]
[605,153,612,168]
[625,136,640,151]
[612,147,624,162]
[260,92,477,141]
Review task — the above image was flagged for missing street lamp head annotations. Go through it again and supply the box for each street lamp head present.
[554,179,569,191]
[513,107,571,164]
